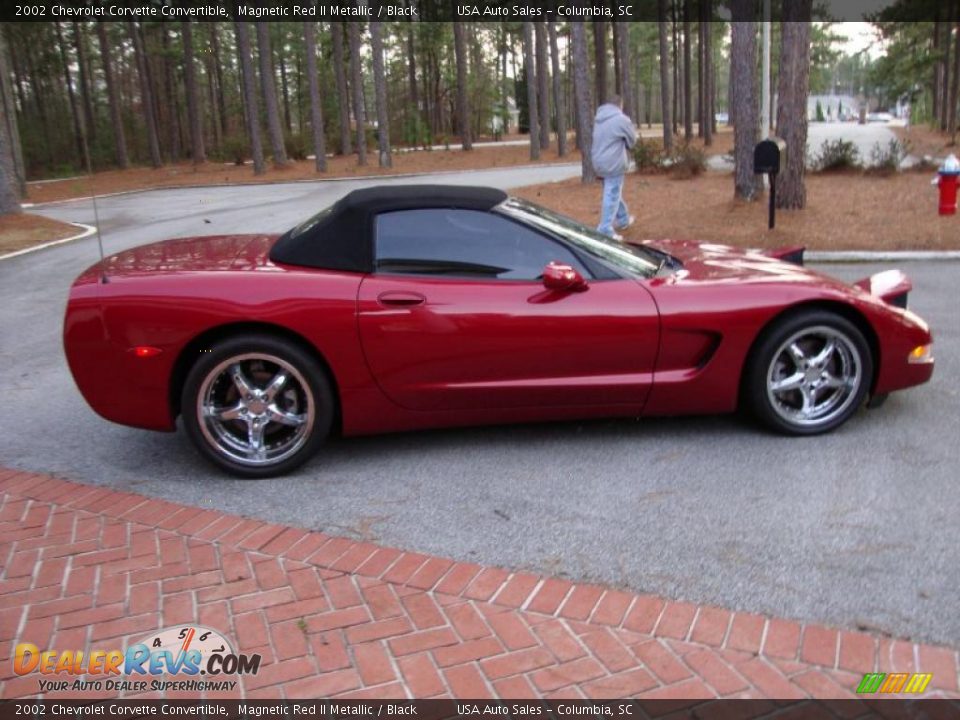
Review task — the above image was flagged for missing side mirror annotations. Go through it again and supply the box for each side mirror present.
[542,262,588,292]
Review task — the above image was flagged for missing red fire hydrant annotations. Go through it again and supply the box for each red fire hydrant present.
[937,154,960,216]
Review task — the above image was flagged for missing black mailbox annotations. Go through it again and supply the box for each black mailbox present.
[754,137,787,175]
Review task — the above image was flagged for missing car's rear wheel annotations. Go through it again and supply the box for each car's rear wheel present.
[745,311,872,435]
[181,335,333,477]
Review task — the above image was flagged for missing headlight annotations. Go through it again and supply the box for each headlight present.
[908,344,934,364]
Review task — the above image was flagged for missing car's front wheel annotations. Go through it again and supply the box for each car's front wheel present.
[181,335,333,477]
[745,311,873,435]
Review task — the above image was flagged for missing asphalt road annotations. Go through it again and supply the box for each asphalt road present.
[4,166,958,648]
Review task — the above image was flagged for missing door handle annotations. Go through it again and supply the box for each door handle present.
[377,291,426,307]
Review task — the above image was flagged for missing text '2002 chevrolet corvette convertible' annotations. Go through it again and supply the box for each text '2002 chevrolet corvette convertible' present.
[64,185,934,477]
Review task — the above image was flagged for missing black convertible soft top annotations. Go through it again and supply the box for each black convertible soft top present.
[269,185,509,273]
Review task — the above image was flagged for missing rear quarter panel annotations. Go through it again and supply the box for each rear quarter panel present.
[65,267,368,431]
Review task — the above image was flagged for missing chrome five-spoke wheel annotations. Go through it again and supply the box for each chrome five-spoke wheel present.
[746,311,873,435]
[182,335,333,477]
[766,326,862,427]
[198,353,314,466]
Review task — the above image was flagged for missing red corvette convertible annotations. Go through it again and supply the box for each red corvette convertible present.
[64,186,934,477]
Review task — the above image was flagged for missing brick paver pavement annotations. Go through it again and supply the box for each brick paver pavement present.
[1,467,957,700]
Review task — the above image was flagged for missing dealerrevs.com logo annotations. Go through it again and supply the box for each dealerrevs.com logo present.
[13,625,261,693]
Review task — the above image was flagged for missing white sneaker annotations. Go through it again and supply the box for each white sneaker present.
[615,215,636,231]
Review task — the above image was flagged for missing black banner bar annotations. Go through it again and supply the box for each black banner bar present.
[4,0,959,24]
[1,700,959,720]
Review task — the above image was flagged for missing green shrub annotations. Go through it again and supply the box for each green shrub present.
[284,133,307,162]
[668,142,707,179]
[814,139,861,172]
[867,138,909,175]
[220,135,249,166]
[633,138,666,173]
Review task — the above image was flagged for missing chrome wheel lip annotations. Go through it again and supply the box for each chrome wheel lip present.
[765,325,863,429]
[196,352,315,468]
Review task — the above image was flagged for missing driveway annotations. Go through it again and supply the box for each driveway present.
[707,121,904,171]
[807,121,902,167]
[3,166,958,649]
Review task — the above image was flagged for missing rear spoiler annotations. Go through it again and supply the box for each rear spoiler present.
[854,269,912,309]
[761,245,806,266]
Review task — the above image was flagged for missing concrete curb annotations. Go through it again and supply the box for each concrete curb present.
[0,222,97,262]
[25,162,583,209]
[807,250,960,262]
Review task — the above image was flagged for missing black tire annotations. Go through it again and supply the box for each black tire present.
[744,310,873,436]
[181,334,334,478]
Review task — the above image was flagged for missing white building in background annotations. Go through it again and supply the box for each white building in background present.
[808,94,860,121]
[491,97,520,135]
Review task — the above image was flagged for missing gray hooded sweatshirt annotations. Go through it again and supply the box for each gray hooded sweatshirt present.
[590,104,638,178]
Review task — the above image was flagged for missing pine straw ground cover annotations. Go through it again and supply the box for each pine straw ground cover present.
[0,213,81,255]
[24,142,582,205]
[514,168,959,251]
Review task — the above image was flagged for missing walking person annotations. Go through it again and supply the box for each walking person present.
[591,95,638,239]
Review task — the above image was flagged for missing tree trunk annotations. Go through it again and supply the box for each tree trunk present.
[682,0,692,140]
[256,22,289,166]
[593,21,607,104]
[453,21,472,150]
[234,21,265,175]
[23,42,53,169]
[304,22,327,172]
[672,9,679,134]
[129,22,162,168]
[158,26,182,162]
[369,21,392,167]
[405,3,419,138]
[657,8,673,152]
[204,49,221,156]
[0,30,22,212]
[209,24,229,138]
[775,2,811,209]
[331,23,352,155]
[276,27,292,134]
[55,22,91,172]
[548,21,566,156]
[535,22,550,150]
[96,21,128,169]
[932,19,941,126]
[730,9,758,201]
[347,19,367,165]
[570,21,594,182]
[523,22,540,160]
[72,22,96,143]
[614,21,633,121]
[702,0,713,146]
[181,21,206,165]
[940,19,951,131]
[949,18,960,143]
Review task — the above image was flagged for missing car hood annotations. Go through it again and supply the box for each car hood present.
[639,238,848,289]
[100,234,280,278]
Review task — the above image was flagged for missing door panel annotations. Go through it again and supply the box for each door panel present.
[357,275,660,411]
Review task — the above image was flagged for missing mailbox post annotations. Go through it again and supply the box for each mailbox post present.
[754,138,786,229]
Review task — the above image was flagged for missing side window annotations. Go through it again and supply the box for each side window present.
[374,209,588,280]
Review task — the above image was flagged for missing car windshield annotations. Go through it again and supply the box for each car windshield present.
[497,197,661,278]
